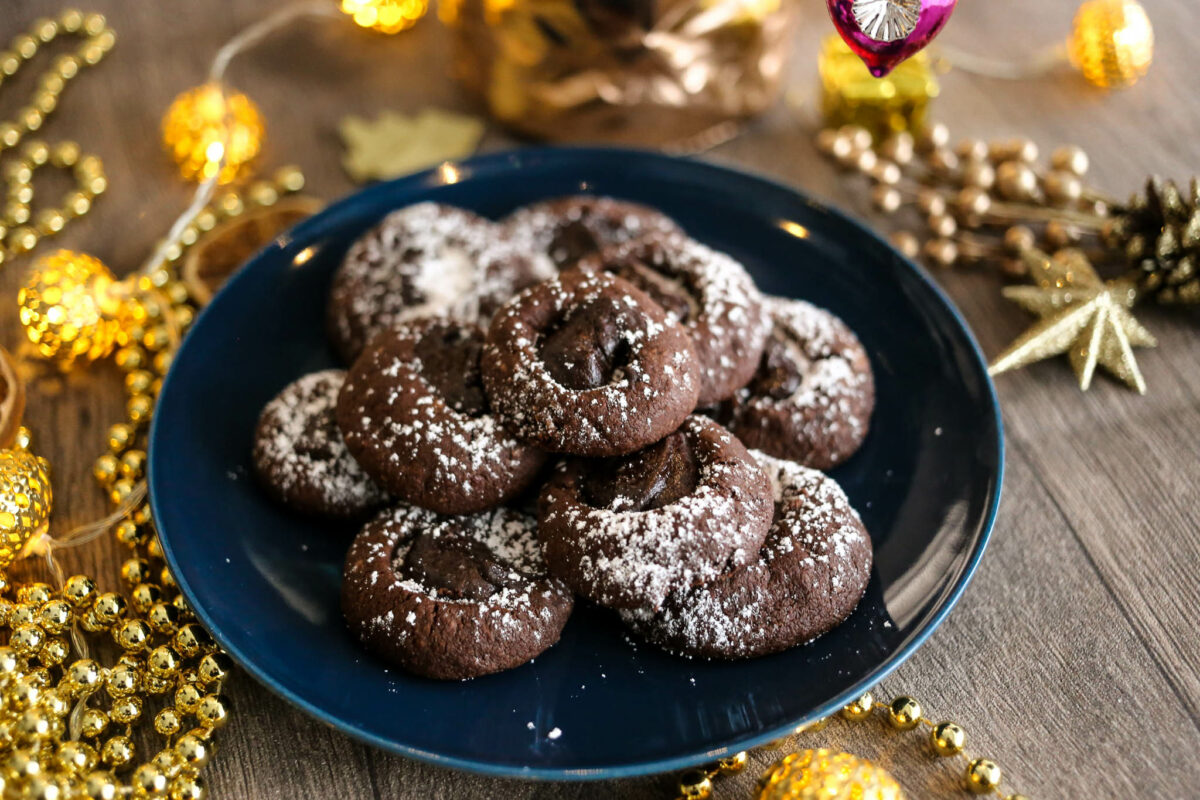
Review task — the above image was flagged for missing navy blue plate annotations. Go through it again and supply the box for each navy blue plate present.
[150,148,1003,780]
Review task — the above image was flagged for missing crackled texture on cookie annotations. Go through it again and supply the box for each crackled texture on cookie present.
[725,298,874,469]
[336,319,547,515]
[503,195,681,268]
[537,416,774,610]
[342,505,573,680]
[620,451,873,659]
[482,269,701,457]
[252,370,386,519]
[326,202,554,363]
[578,233,769,406]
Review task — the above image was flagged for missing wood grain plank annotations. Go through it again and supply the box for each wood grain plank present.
[4,0,1199,797]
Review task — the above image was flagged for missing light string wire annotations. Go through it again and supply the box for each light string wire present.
[933,42,1069,81]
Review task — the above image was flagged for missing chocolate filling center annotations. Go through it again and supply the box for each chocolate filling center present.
[538,297,634,390]
[746,331,807,399]
[414,324,488,415]
[399,530,524,601]
[583,430,701,512]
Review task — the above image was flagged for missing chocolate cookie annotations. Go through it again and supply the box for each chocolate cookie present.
[578,233,769,406]
[621,451,872,659]
[503,195,680,268]
[342,505,573,680]
[724,298,874,469]
[537,415,774,609]
[326,202,553,363]
[482,269,701,457]
[336,319,547,515]
[252,370,386,519]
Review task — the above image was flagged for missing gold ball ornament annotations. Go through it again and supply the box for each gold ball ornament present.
[757,749,904,800]
[341,0,428,33]
[0,447,52,569]
[1069,0,1153,89]
[18,251,128,368]
[162,83,264,184]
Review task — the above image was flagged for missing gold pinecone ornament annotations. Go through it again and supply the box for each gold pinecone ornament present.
[757,749,904,800]
[1105,176,1200,305]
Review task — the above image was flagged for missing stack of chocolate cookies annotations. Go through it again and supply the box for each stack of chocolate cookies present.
[252,197,876,680]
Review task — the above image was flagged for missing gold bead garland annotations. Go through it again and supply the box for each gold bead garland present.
[673,691,1025,799]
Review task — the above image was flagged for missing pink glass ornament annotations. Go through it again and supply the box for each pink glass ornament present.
[826,0,957,77]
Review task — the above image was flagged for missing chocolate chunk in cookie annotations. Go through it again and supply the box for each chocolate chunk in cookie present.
[621,451,873,659]
[724,298,874,469]
[537,415,774,610]
[503,195,680,268]
[327,202,553,363]
[337,319,547,515]
[252,370,386,519]
[342,505,573,680]
[578,233,769,406]
[483,269,701,457]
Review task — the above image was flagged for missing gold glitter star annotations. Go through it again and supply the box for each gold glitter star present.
[989,247,1157,393]
[339,108,484,183]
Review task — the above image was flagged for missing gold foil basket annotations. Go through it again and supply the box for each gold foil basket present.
[442,0,797,147]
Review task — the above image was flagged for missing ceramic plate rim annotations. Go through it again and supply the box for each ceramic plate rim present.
[149,146,1004,781]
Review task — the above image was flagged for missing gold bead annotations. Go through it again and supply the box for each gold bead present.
[838,125,873,152]
[916,188,946,217]
[16,708,50,738]
[175,683,203,714]
[0,53,20,77]
[40,636,69,665]
[114,619,152,651]
[1044,171,1083,206]
[840,692,874,721]
[114,345,145,372]
[928,213,957,239]
[110,695,142,724]
[1004,225,1035,255]
[1051,145,1089,176]
[717,751,747,773]
[18,583,52,604]
[65,190,90,216]
[118,557,150,587]
[0,645,23,673]
[965,758,1002,794]
[154,708,182,736]
[924,238,959,269]
[174,734,210,768]
[149,602,178,633]
[11,624,44,655]
[868,160,902,186]
[9,603,36,625]
[143,324,171,352]
[119,449,147,480]
[101,735,133,768]
[127,394,154,424]
[92,592,125,624]
[106,663,139,697]
[197,652,231,685]
[870,185,902,214]
[854,148,878,174]
[114,519,141,547]
[153,350,174,375]
[274,165,305,193]
[38,599,72,633]
[890,231,920,260]
[78,708,108,738]
[109,478,135,504]
[107,423,135,453]
[175,624,214,658]
[17,106,43,132]
[148,645,179,677]
[51,141,79,167]
[7,749,40,778]
[928,148,959,176]
[171,775,207,800]
[196,694,230,728]
[57,740,96,773]
[93,454,118,485]
[678,769,713,799]
[132,764,168,796]
[133,504,153,525]
[194,209,218,232]
[931,721,965,755]
[9,226,37,253]
[955,138,988,162]
[12,34,38,59]
[955,187,992,220]
[65,658,101,690]
[830,135,855,167]
[249,180,280,207]
[124,369,154,396]
[918,122,950,152]
[815,129,839,156]
[962,160,995,190]
[83,771,117,800]
[878,132,914,167]
[1005,795,1029,800]
[1069,0,1153,88]
[35,209,66,235]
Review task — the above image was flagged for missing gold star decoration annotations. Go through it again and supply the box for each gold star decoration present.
[339,108,485,183]
[989,247,1157,393]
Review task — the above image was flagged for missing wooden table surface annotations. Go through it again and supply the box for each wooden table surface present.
[6,0,1199,796]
